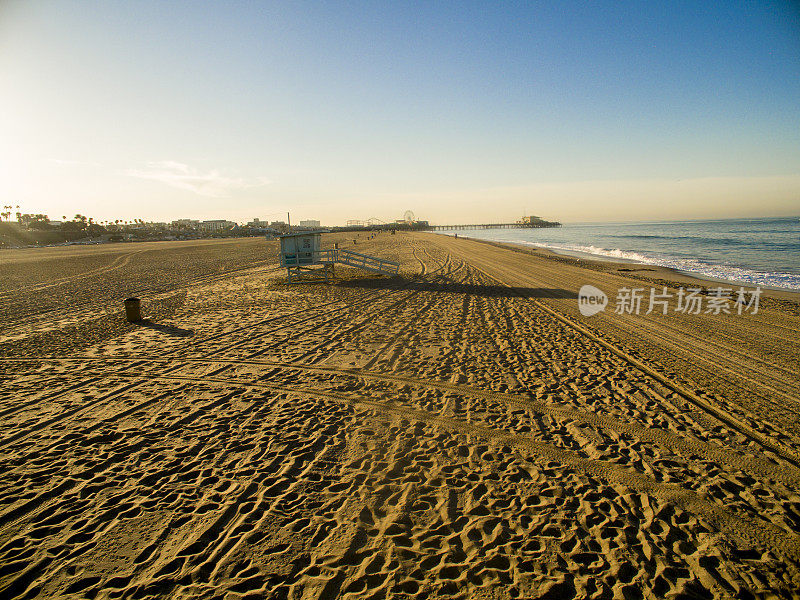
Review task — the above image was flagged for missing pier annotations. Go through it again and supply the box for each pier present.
[429,220,561,231]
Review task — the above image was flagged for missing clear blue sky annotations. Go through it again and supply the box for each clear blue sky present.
[1,1,798,224]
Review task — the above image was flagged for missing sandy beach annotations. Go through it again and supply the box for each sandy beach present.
[1,232,799,599]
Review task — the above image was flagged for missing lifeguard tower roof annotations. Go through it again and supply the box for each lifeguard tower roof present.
[278,230,329,238]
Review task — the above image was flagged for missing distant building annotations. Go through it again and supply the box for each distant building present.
[299,219,321,228]
[199,220,236,232]
[269,220,290,233]
[247,218,265,227]
[395,218,428,229]
[171,219,200,229]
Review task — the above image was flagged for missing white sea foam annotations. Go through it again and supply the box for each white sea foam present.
[517,241,800,291]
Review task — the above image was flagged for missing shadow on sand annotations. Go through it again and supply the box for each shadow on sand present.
[134,319,195,337]
[334,276,577,299]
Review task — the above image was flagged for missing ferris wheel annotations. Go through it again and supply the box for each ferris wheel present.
[403,210,415,223]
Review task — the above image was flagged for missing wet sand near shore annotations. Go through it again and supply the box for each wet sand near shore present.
[1,232,799,599]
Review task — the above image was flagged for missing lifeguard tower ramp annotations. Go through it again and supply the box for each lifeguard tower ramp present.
[336,248,400,275]
[279,231,399,283]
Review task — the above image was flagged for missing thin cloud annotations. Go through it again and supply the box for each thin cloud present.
[49,158,101,167]
[126,161,271,197]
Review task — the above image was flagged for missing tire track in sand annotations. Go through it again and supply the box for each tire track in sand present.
[67,369,800,564]
[442,256,800,472]
[6,353,799,493]
[0,250,146,299]
[195,245,451,360]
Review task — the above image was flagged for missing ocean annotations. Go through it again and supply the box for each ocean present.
[434,216,800,291]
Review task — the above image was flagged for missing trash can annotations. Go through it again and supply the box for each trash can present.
[124,298,142,322]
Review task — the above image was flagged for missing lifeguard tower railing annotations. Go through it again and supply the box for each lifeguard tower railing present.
[280,248,337,267]
[279,248,399,276]
[336,248,400,275]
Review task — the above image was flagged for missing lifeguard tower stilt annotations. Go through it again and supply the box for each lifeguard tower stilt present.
[279,231,399,284]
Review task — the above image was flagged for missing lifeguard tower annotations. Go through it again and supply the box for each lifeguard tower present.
[279,231,400,284]
[279,231,335,283]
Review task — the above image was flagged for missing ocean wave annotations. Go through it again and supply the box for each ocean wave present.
[515,241,800,291]
[606,234,670,240]
[605,234,800,249]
